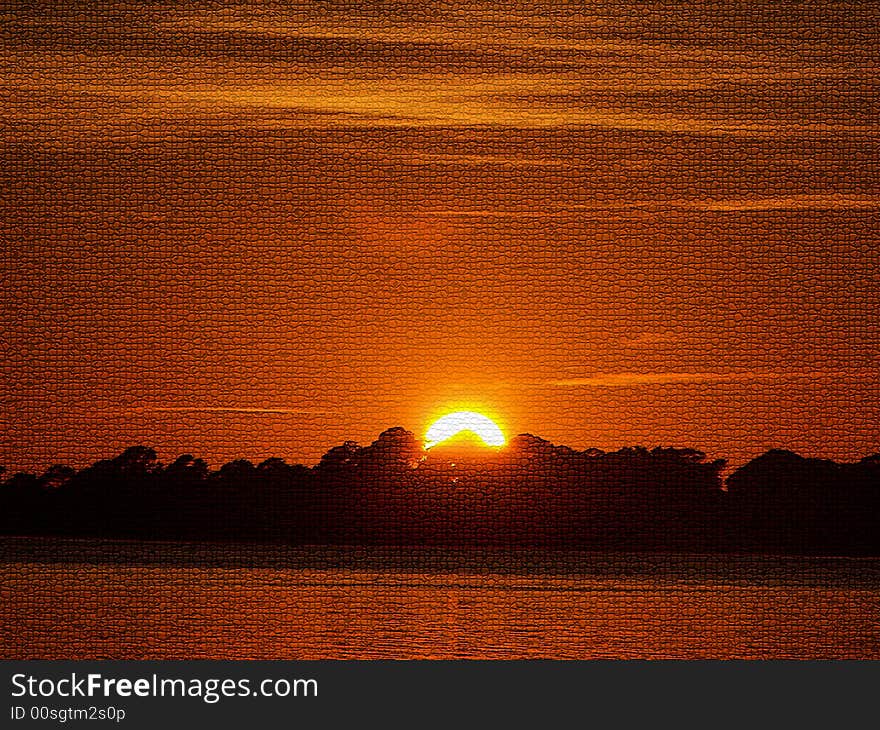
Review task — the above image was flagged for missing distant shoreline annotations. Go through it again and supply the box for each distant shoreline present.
[3,535,879,588]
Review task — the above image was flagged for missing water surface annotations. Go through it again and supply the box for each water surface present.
[2,538,878,659]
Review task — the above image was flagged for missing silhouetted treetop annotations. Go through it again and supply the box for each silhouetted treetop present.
[0,428,876,553]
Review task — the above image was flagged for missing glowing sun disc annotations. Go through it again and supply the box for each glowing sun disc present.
[425,411,506,449]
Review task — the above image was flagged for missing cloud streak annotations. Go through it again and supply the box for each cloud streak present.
[137,407,332,416]
[5,3,878,137]
[419,196,880,217]
[551,371,879,388]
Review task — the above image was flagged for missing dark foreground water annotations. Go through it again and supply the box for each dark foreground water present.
[2,538,878,659]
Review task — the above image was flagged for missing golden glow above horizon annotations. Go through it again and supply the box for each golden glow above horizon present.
[424,411,506,450]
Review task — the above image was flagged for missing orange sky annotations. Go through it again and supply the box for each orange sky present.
[1,1,879,471]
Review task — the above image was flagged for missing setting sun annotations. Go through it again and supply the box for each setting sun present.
[424,411,506,450]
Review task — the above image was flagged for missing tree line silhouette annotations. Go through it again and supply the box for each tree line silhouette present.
[1,428,878,554]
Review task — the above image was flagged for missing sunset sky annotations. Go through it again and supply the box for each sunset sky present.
[2,1,878,471]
